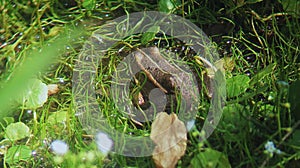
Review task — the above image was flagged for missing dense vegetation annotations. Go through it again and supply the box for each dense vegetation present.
[0,0,299,167]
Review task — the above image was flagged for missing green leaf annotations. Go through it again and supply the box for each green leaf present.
[5,145,32,164]
[289,129,300,147]
[191,148,231,168]
[19,79,48,109]
[226,75,250,98]
[82,0,96,10]
[220,104,247,142]
[47,111,67,124]
[280,0,300,16]
[245,0,263,4]
[159,0,179,13]
[249,63,276,87]
[48,26,63,37]
[141,26,160,45]
[5,122,30,141]
[2,117,15,126]
[289,80,300,121]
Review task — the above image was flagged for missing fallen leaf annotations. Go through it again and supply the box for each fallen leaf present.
[47,84,59,96]
[150,112,187,168]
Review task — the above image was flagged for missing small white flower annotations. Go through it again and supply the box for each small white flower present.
[27,110,32,114]
[264,141,281,157]
[31,150,37,156]
[50,140,69,155]
[265,141,276,153]
[58,78,65,83]
[95,132,113,155]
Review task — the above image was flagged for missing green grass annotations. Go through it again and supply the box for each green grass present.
[0,0,300,167]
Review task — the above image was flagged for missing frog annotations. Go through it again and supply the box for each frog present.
[129,46,200,123]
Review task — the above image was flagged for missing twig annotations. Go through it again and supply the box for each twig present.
[250,10,289,22]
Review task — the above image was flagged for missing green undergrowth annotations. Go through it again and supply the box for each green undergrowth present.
[0,0,300,167]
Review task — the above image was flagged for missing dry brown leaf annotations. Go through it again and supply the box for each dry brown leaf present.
[150,112,187,168]
[47,84,59,96]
